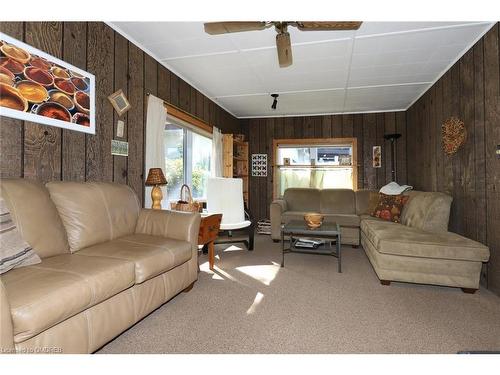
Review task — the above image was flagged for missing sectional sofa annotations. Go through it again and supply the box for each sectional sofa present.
[271,188,490,292]
[0,179,200,354]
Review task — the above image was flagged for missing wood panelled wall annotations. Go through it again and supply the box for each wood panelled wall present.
[0,22,239,203]
[241,112,407,221]
[406,23,500,295]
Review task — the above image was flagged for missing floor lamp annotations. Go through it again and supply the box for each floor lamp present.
[383,133,401,182]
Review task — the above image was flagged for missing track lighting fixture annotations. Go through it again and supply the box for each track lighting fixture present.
[271,93,279,110]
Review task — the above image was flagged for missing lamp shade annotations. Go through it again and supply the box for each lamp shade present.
[145,168,167,186]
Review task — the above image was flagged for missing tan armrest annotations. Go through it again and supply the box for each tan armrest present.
[135,209,201,249]
[271,199,287,212]
[270,200,287,240]
[0,279,15,354]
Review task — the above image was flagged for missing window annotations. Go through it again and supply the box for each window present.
[164,119,212,201]
[274,138,357,198]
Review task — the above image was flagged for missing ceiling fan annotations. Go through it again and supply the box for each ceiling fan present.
[203,21,362,68]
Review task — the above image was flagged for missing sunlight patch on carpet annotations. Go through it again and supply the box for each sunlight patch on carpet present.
[235,264,280,286]
[246,292,264,315]
[223,245,245,252]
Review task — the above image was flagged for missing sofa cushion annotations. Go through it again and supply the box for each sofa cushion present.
[77,234,192,283]
[320,214,360,227]
[1,254,135,342]
[361,220,490,262]
[282,211,360,227]
[33,254,135,305]
[47,182,141,252]
[284,188,320,212]
[0,179,69,258]
[320,189,356,214]
[1,267,91,342]
[400,191,452,233]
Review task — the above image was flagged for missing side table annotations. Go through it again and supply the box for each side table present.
[198,214,222,270]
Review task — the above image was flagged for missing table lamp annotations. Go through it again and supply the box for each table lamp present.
[145,168,167,210]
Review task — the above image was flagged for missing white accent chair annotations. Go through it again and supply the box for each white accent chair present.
[207,177,254,250]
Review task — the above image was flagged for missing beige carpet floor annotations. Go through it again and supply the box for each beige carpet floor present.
[98,235,500,354]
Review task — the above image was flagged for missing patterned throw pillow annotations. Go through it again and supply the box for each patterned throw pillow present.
[0,197,41,275]
[370,193,409,223]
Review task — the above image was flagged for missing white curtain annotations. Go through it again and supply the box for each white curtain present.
[279,168,353,196]
[144,95,167,208]
[211,126,223,177]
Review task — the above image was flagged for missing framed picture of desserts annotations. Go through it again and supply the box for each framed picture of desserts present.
[0,32,95,134]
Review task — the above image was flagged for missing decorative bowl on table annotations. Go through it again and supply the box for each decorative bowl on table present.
[304,213,324,229]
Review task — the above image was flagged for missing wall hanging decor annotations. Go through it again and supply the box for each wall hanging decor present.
[442,116,466,155]
[251,153,267,177]
[111,139,128,156]
[0,32,95,134]
[372,146,382,168]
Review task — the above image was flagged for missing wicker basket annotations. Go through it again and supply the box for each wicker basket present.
[170,184,201,213]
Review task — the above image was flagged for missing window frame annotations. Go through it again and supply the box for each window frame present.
[165,114,213,202]
[272,137,358,199]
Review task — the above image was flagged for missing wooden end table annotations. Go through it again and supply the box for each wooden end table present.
[198,214,222,270]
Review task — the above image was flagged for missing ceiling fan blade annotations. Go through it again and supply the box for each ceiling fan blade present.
[276,32,293,68]
[204,22,268,35]
[295,21,362,31]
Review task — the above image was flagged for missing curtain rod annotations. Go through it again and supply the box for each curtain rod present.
[146,92,213,133]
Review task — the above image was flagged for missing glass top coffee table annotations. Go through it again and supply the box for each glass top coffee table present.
[280,220,341,272]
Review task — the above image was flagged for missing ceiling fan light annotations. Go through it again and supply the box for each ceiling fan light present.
[276,32,292,68]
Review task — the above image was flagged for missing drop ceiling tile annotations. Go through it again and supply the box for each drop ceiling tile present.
[227,25,355,51]
[217,90,345,117]
[227,27,277,50]
[345,84,429,111]
[257,70,348,93]
[109,21,495,117]
[114,22,203,46]
[353,23,490,56]
[355,22,475,36]
[149,38,237,59]
[348,73,435,87]
[167,59,266,97]
[349,63,426,81]
[288,27,355,44]
[350,48,430,68]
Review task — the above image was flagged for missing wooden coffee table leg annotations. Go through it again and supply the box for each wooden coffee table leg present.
[208,241,215,270]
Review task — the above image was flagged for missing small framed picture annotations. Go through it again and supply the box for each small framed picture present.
[111,139,129,156]
[339,155,352,166]
[108,89,131,116]
[283,157,290,166]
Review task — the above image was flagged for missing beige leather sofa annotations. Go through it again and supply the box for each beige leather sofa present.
[270,188,369,245]
[360,190,490,293]
[271,188,490,292]
[0,179,200,354]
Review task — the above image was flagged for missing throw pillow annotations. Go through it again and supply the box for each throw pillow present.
[371,193,409,223]
[0,197,41,275]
